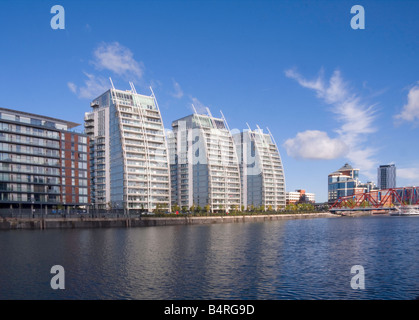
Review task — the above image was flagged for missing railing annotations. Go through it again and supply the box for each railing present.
[0,208,141,219]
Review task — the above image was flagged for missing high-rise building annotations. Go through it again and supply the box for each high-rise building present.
[328,163,360,204]
[85,85,171,212]
[377,164,396,190]
[0,107,90,212]
[168,111,241,212]
[233,127,286,210]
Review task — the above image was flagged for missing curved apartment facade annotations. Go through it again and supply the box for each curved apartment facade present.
[233,127,286,210]
[85,86,170,212]
[168,112,241,212]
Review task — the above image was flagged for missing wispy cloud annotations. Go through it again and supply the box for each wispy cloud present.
[92,42,144,82]
[67,82,77,94]
[284,68,378,177]
[394,82,419,124]
[171,79,184,99]
[189,96,208,114]
[68,72,109,100]
[398,167,419,185]
[68,42,144,99]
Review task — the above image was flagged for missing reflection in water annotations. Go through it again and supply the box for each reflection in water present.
[1,216,419,299]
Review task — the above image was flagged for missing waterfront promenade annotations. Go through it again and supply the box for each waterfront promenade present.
[0,212,338,230]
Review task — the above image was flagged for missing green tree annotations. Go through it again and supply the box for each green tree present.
[343,199,356,208]
[205,204,211,213]
[285,204,297,211]
[172,204,180,213]
[360,200,369,208]
[155,203,165,214]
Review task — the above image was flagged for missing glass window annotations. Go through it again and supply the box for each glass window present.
[44,121,56,128]
[20,117,30,124]
[1,113,15,121]
[30,118,42,126]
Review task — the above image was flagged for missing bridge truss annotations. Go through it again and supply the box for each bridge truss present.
[330,187,419,210]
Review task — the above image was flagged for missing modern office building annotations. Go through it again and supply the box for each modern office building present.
[358,181,378,193]
[85,84,171,212]
[328,163,360,204]
[168,110,241,212]
[286,189,315,205]
[0,107,90,211]
[377,164,396,190]
[328,163,383,205]
[233,127,286,210]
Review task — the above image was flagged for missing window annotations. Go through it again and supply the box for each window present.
[30,118,42,126]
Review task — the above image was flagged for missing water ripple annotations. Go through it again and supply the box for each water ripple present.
[1,216,419,299]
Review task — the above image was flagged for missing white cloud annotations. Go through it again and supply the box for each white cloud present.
[172,79,184,98]
[397,168,419,183]
[190,96,208,114]
[68,42,145,99]
[92,42,143,82]
[67,82,77,94]
[345,147,377,178]
[284,69,324,92]
[77,72,109,99]
[284,68,378,174]
[395,83,419,123]
[284,130,348,160]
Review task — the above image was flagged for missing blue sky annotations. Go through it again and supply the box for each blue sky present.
[1,0,418,202]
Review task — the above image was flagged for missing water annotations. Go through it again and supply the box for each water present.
[1,215,419,300]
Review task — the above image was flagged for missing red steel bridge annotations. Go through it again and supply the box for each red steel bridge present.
[329,187,419,212]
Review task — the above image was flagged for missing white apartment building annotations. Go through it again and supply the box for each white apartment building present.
[168,110,241,212]
[85,84,171,212]
[286,190,315,204]
[233,127,286,210]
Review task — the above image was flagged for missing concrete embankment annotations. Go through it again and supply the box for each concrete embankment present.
[0,212,337,230]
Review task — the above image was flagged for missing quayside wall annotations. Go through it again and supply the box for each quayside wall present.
[0,212,338,230]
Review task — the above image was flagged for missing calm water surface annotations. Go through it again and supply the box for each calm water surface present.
[1,215,419,300]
